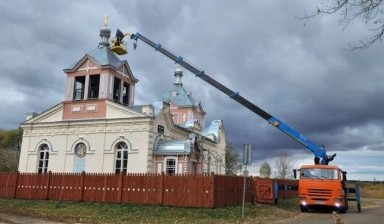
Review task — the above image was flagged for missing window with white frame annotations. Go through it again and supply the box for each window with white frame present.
[115,142,128,174]
[165,157,177,175]
[38,144,49,173]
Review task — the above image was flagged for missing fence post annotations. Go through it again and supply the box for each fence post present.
[45,171,52,200]
[13,172,20,199]
[117,173,123,204]
[250,177,255,205]
[160,172,164,206]
[102,174,107,203]
[211,173,215,208]
[80,171,85,202]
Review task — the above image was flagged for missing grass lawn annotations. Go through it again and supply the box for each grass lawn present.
[2,182,381,223]
[0,198,299,224]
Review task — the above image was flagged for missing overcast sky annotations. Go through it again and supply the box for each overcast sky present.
[1,1,383,180]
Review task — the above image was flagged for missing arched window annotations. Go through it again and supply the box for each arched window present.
[115,142,128,174]
[38,144,49,173]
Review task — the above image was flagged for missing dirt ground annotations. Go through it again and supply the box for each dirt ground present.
[0,212,67,224]
[273,198,384,224]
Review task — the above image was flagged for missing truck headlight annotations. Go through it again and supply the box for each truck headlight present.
[300,197,307,206]
[334,198,343,207]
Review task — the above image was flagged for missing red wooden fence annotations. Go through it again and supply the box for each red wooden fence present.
[49,172,83,201]
[0,173,17,198]
[0,172,256,208]
[213,175,254,207]
[121,173,163,205]
[16,173,50,200]
[275,179,298,199]
[254,177,298,204]
[0,172,296,207]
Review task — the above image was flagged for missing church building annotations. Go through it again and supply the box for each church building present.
[18,20,226,175]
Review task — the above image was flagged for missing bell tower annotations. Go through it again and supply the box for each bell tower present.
[62,16,138,120]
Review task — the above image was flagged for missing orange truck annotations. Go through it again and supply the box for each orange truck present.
[294,164,361,213]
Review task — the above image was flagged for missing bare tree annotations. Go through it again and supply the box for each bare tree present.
[274,153,293,179]
[0,128,22,172]
[301,0,384,49]
[259,161,272,178]
[225,143,243,176]
[0,149,19,172]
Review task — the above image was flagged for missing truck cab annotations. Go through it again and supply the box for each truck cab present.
[296,164,347,213]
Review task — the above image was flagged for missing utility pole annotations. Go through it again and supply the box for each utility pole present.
[242,144,252,219]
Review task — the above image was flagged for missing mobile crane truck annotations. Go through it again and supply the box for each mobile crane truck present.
[110,29,361,213]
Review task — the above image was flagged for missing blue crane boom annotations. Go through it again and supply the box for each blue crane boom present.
[113,30,336,165]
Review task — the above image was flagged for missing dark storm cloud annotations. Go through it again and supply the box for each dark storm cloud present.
[1,1,383,178]
[110,1,384,163]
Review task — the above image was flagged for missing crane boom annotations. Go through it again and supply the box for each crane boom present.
[115,31,335,165]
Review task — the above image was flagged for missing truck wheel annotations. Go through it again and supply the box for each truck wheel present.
[300,206,309,212]
[337,207,347,214]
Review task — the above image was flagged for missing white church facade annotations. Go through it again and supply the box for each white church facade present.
[18,21,227,175]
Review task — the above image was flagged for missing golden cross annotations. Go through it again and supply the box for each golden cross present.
[104,15,109,27]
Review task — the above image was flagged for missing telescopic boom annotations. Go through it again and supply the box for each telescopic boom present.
[112,30,336,165]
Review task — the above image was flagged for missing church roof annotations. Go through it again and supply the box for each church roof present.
[155,140,192,155]
[151,101,165,116]
[64,45,125,71]
[162,84,198,107]
[88,45,124,68]
[201,120,223,141]
[161,66,199,107]
[64,23,129,72]
[129,101,164,117]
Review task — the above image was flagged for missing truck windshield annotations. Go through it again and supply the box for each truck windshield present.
[300,168,338,180]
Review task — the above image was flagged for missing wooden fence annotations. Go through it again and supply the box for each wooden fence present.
[275,179,298,200]
[255,177,275,204]
[0,173,296,207]
[0,172,255,208]
[254,177,298,204]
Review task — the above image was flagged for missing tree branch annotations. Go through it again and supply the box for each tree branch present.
[299,0,384,49]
